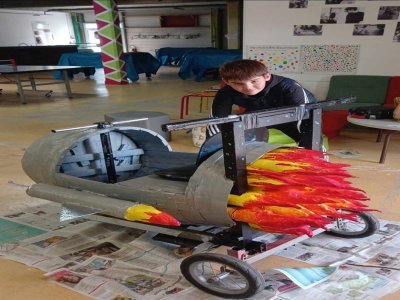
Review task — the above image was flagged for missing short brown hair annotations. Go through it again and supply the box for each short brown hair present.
[219,59,268,81]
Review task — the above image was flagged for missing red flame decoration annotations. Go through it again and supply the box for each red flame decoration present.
[228,147,377,237]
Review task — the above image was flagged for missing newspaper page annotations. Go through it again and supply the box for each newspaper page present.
[0,217,47,244]
[45,268,111,299]
[1,221,147,272]
[0,202,90,231]
[276,265,400,300]
[277,220,400,266]
[302,219,400,254]
[0,217,47,253]
[105,232,185,271]
[337,232,400,281]
[273,266,337,289]
[46,259,193,300]
[276,243,352,265]
[255,267,337,299]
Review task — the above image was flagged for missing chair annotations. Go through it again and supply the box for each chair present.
[384,76,400,107]
[322,75,391,138]
[180,89,218,119]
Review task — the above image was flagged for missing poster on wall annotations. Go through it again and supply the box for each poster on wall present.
[246,45,300,73]
[300,45,360,73]
[378,6,400,20]
[325,0,355,4]
[394,22,400,42]
[320,7,365,24]
[31,21,53,45]
[289,0,308,9]
[353,24,385,36]
[294,25,323,36]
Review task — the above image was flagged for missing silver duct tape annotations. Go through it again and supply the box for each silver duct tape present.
[183,142,281,227]
[27,183,135,219]
[184,150,234,226]
[60,204,100,222]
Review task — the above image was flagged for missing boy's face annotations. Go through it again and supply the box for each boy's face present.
[224,73,271,96]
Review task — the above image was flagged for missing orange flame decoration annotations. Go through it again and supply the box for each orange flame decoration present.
[227,147,377,237]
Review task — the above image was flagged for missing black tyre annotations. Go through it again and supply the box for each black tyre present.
[180,253,265,299]
[327,211,380,238]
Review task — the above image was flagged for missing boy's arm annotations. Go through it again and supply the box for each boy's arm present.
[207,89,234,136]
[210,89,234,117]
[283,81,311,105]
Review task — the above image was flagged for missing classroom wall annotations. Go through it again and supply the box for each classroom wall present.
[243,0,400,100]
[82,11,212,56]
[124,15,212,56]
[0,10,73,46]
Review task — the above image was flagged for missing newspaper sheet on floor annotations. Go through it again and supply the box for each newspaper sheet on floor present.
[275,219,400,299]
[0,204,276,299]
[1,204,400,299]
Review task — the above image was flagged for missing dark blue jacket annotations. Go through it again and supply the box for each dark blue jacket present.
[210,74,313,118]
[207,75,315,138]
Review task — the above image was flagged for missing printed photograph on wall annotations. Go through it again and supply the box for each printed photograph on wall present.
[300,44,360,73]
[31,21,53,45]
[353,24,385,36]
[289,0,308,9]
[344,7,365,23]
[393,22,400,42]
[378,6,400,20]
[320,7,365,24]
[325,0,355,4]
[246,45,300,73]
[294,25,323,36]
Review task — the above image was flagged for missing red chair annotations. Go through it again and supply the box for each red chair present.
[384,76,400,107]
[179,82,226,119]
[180,89,218,119]
[322,110,349,139]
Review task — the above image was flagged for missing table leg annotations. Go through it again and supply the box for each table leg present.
[62,70,73,98]
[379,131,397,164]
[14,74,27,104]
[376,129,383,142]
[29,76,37,91]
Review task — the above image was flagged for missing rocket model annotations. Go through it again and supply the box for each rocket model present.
[22,124,374,236]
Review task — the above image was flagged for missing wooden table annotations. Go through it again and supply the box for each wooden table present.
[347,116,400,163]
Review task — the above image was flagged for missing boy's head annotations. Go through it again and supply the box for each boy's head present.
[219,60,271,96]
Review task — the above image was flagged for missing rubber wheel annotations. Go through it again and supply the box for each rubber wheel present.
[180,253,265,299]
[326,211,380,238]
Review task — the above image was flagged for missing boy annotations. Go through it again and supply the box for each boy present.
[207,59,316,146]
